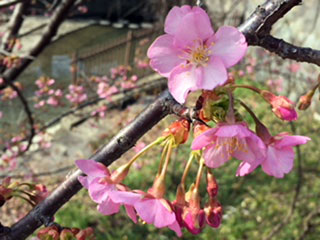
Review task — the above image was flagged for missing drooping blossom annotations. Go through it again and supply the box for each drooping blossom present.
[76,160,141,222]
[261,90,298,121]
[237,133,310,178]
[147,6,247,103]
[133,176,182,237]
[192,122,266,168]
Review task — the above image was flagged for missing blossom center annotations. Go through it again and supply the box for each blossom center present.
[213,137,248,159]
[190,43,210,66]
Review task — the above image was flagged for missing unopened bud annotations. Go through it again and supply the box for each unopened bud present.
[261,90,297,121]
[204,198,222,228]
[162,119,190,145]
[206,170,218,198]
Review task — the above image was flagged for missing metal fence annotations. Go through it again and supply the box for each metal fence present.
[71,27,162,82]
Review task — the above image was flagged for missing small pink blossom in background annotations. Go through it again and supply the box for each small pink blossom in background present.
[246,65,253,74]
[136,59,149,69]
[289,63,300,73]
[97,83,118,99]
[0,78,3,84]
[66,85,87,105]
[91,105,108,118]
[134,142,146,153]
[1,87,18,100]
[237,133,310,178]
[266,78,283,93]
[147,6,247,103]
[238,70,245,77]
[34,100,45,109]
[77,5,88,13]
[121,81,135,89]
[76,160,140,223]
[0,154,17,171]
[192,122,266,169]
[261,91,298,121]
[0,112,3,119]
[131,75,138,82]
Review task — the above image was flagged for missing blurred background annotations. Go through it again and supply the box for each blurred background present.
[0,0,319,239]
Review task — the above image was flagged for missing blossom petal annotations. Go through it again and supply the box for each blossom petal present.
[164,6,192,35]
[134,198,176,228]
[168,221,183,237]
[75,159,109,177]
[276,135,310,148]
[191,128,218,150]
[147,34,185,77]
[211,26,247,68]
[168,65,200,104]
[125,205,137,223]
[198,57,228,90]
[88,179,113,203]
[214,123,251,138]
[261,146,295,178]
[98,197,120,215]
[77,176,89,189]
[203,142,231,168]
[173,9,214,47]
[108,190,142,205]
[236,161,260,177]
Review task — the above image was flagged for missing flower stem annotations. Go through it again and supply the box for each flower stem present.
[195,157,205,190]
[232,84,261,94]
[160,138,174,179]
[180,152,195,186]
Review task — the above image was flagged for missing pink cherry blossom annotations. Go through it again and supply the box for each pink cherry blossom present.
[237,134,310,178]
[76,160,141,222]
[192,122,266,168]
[147,6,247,103]
[66,85,87,105]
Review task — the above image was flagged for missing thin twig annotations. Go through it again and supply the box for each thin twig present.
[4,81,35,152]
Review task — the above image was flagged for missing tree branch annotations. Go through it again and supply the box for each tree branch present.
[0,0,77,89]
[5,80,35,152]
[1,91,178,240]
[252,35,320,66]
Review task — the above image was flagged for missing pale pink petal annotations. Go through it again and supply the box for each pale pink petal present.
[214,123,250,138]
[173,9,214,47]
[147,34,185,77]
[75,159,110,177]
[168,221,183,237]
[276,135,310,148]
[125,205,137,223]
[211,26,247,68]
[164,6,192,35]
[198,57,227,90]
[168,65,200,104]
[98,197,120,215]
[108,190,142,205]
[203,142,231,168]
[278,107,298,121]
[236,161,259,177]
[261,147,295,178]
[88,179,113,203]
[77,176,89,189]
[191,128,218,150]
[233,136,266,163]
[134,199,176,228]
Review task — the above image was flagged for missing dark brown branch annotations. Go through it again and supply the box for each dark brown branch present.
[252,35,320,67]
[0,0,29,52]
[0,0,77,89]
[2,91,178,240]
[5,81,35,152]
[238,0,301,42]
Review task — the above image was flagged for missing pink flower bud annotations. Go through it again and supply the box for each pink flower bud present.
[204,198,222,228]
[261,90,298,121]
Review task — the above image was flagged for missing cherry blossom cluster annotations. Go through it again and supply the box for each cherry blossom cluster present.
[75,5,311,237]
[34,77,64,108]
